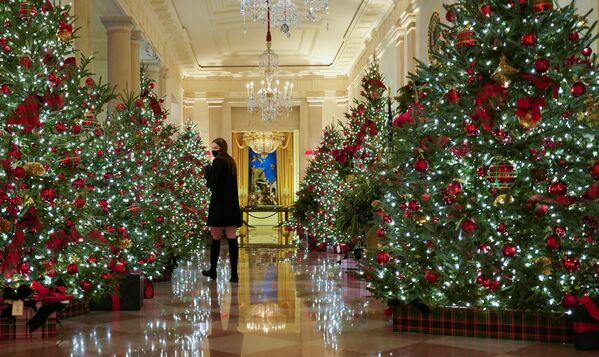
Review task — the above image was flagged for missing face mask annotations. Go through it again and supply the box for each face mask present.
[212,150,220,157]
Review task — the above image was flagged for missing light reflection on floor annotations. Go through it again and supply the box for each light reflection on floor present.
[0,249,586,356]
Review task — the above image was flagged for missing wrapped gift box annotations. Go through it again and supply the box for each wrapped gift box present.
[57,299,90,319]
[89,273,144,311]
[0,305,57,340]
[392,304,572,344]
[573,296,599,350]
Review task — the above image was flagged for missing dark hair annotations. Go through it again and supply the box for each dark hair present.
[212,138,237,176]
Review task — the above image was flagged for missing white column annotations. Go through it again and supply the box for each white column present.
[131,30,143,94]
[72,0,92,57]
[101,16,134,101]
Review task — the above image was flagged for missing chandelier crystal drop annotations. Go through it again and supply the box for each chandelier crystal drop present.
[240,0,329,36]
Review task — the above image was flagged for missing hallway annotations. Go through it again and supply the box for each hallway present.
[0,249,585,356]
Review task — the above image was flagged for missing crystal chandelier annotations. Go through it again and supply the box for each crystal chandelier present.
[240,0,329,37]
[244,131,286,156]
[246,2,293,123]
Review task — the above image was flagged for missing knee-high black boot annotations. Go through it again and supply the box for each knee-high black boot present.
[202,239,220,280]
[228,238,239,283]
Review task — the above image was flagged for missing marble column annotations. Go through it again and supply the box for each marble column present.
[131,30,143,94]
[72,0,91,57]
[101,16,133,101]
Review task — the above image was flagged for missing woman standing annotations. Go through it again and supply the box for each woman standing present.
[202,138,242,282]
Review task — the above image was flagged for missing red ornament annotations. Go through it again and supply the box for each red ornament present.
[554,224,567,237]
[86,256,97,263]
[80,279,93,291]
[136,98,143,107]
[117,226,127,234]
[489,280,501,291]
[535,204,549,217]
[144,281,154,299]
[569,32,579,41]
[501,244,517,257]
[582,47,592,57]
[71,124,82,134]
[461,219,477,233]
[562,256,580,271]
[19,55,33,68]
[445,10,456,22]
[414,158,428,172]
[376,251,390,264]
[532,0,553,12]
[376,227,386,238]
[73,196,86,208]
[457,29,476,47]
[486,160,517,190]
[148,254,156,263]
[424,271,439,284]
[72,178,86,189]
[520,33,537,47]
[155,216,164,223]
[85,77,95,86]
[116,103,125,111]
[54,122,66,132]
[547,181,568,196]
[496,223,508,233]
[1,83,10,95]
[17,262,30,274]
[591,163,599,179]
[67,263,79,274]
[448,180,462,195]
[570,82,586,97]
[12,166,26,179]
[407,200,421,212]
[562,294,580,308]
[480,4,492,16]
[97,150,104,158]
[446,89,460,103]
[464,122,479,136]
[545,235,560,250]
[534,58,550,73]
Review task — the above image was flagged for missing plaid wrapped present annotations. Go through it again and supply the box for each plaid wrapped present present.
[0,306,57,340]
[392,304,572,343]
[57,299,90,319]
[573,295,599,350]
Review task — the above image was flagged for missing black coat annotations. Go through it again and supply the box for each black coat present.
[204,156,242,227]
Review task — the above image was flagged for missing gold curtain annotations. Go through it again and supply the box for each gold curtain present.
[276,132,294,209]
[232,132,249,206]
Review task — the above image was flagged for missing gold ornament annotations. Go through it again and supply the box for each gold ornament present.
[519,111,540,128]
[69,255,80,264]
[0,218,11,232]
[583,96,598,126]
[23,162,46,176]
[414,210,428,226]
[152,136,161,145]
[494,193,514,206]
[491,55,518,87]
[345,174,355,183]
[535,256,553,275]
[113,239,133,250]
[23,195,34,206]
[58,30,71,41]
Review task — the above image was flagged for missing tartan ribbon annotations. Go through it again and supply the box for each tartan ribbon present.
[519,73,559,99]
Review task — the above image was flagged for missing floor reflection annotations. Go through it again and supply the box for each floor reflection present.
[0,248,579,356]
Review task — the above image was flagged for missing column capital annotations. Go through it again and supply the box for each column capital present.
[101,16,134,32]
[131,29,144,43]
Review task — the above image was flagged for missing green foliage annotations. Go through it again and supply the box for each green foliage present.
[335,176,382,239]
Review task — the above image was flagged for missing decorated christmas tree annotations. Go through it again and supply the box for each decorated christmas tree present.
[163,121,211,264]
[290,124,349,251]
[90,75,178,280]
[363,0,598,314]
[0,0,117,300]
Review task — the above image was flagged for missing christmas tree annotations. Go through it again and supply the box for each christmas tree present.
[363,0,598,313]
[90,75,178,280]
[0,0,117,299]
[163,121,211,264]
[289,124,349,251]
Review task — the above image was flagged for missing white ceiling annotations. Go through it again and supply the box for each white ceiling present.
[171,0,362,69]
[161,0,393,77]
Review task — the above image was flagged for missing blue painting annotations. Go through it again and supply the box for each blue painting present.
[249,148,278,206]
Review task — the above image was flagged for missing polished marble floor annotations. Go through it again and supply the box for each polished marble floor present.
[0,248,592,356]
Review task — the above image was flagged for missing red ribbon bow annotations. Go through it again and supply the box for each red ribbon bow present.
[31,281,73,303]
[573,296,599,333]
[515,97,545,124]
[519,73,559,98]
[6,95,41,133]
[472,82,508,132]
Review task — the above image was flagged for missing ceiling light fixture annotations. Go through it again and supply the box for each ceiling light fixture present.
[246,1,293,123]
[240,0,329,37]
